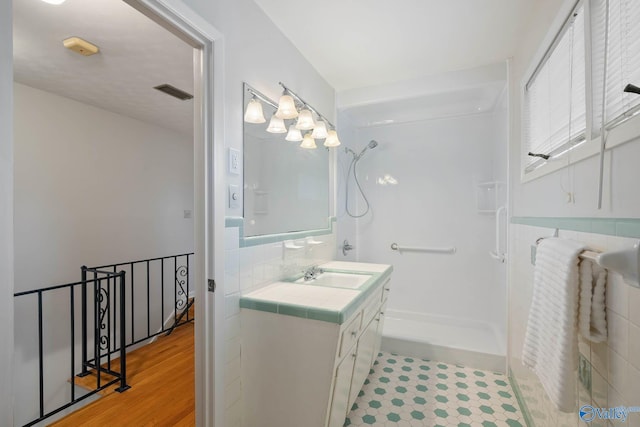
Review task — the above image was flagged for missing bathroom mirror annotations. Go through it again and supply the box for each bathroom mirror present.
[243,84,330,237]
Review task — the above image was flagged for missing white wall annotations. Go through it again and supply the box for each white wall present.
[343,115,502,327]
[507,0,640,425]
[13,83,194,290]
[178,1,336,426]
[0,0,14,424]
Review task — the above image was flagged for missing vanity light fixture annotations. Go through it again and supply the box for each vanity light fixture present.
[41,0,66,4]
[295,108,315,130]
[285,125,303,142]
[300,133,317,149]
[323,129,341,147]
[244,97,266,124]
[266,115,287,133]
[244,82,342,149]
[311,119,328,139]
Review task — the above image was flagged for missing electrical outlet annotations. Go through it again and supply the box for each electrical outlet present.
[229,148,240,175]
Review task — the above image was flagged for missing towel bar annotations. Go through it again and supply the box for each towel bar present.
[536,236,640,287]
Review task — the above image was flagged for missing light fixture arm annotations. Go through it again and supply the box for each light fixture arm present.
[278,82,335,129]
[246,86,278,110]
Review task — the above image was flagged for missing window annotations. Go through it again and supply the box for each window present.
[604,0,640,127]
[523,4,586,172]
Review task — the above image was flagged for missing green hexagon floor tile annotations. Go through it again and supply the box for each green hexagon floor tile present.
[344,351,524,426]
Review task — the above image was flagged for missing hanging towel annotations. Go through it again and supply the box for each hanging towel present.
[522,237,586,413]
[578,259,608,343]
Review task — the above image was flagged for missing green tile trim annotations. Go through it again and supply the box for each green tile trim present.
[508,369,534,427]
[239,265,394,324]
[225,216,336,248]
[511,217,640,238]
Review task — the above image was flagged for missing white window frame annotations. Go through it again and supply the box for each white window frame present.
[521,0,640,183]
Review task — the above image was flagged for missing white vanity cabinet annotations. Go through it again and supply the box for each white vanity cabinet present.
[241,266,392,427]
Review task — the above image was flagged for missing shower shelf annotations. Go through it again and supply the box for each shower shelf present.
[476,181,503,214]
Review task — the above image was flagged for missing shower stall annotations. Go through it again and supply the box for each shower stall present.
[337,64,508,371]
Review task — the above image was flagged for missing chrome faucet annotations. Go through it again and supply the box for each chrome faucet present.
[303,266,324,281]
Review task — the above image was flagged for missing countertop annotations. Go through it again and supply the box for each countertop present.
[239,261,393,324]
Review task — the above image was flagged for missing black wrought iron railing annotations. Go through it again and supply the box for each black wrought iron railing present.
[13,270,129,427]
[88,252,194,348]
[13,252,194,427]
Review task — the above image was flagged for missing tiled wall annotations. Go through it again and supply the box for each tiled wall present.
[509,223,640,426]
[223,225,337,426]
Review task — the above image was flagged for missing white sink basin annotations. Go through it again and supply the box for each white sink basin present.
[295,271,371,289]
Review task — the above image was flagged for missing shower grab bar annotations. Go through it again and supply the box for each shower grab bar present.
[490,206,506,263]
[390,243,456,254]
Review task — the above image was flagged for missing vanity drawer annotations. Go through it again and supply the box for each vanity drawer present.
[363,288,383,326]
[339,313,362,357]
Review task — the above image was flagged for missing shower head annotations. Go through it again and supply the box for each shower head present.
[357,140,379,158]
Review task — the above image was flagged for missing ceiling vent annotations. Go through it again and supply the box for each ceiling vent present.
[153,84,193,101]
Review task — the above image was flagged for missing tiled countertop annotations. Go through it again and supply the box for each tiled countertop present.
[239,261,393,324]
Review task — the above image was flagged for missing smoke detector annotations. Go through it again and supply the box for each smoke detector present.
[63,37,99,56]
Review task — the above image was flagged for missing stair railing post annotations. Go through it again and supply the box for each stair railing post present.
[78,265,89,377]
[115,270,131,392]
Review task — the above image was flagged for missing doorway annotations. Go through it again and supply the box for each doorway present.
[11,0,220,425]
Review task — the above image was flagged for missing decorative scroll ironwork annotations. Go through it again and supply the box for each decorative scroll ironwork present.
[175,265,188,311]
[97,286,110,351]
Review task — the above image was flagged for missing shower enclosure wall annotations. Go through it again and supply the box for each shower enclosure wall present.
[337,71,508,371]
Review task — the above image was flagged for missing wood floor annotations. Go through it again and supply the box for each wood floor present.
[50,320,195,427]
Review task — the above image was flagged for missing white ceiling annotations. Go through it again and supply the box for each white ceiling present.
[253,0,535,92]
[13,0,194,136]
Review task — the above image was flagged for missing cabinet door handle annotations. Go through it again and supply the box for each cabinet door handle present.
[352,353,357,358]
[380,312,385,316]
[351,330,357,337]
[375,317,380,322]
[384,287,390,291]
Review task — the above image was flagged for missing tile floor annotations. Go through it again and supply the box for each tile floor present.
[345,352,526,427]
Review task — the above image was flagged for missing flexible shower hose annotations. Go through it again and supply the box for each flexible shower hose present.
[346,155,371,218]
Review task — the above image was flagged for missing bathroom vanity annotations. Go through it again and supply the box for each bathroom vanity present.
[240,261,392,427]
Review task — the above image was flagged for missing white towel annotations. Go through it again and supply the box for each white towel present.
[579,259,608,342]
[522,237,585,413]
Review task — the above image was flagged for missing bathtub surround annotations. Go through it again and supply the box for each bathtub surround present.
[336,71,509,369]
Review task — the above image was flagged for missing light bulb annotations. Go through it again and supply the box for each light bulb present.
[323,129,341,147]
[244,98,266,123]
[285,125,303,142]
[295,109,315,130]
[266,115,287,133]
[311,120,328,139]
[41,0,66,4]
[300,133,317,149]
[275,94,298,119]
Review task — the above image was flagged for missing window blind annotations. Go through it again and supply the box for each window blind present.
[524,5,586,171]
[605,0,640,126]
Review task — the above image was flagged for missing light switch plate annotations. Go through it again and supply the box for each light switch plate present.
[229,184,240,209]
[229,148,240,175]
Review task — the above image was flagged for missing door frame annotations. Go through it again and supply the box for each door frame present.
[123,1,225,425]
